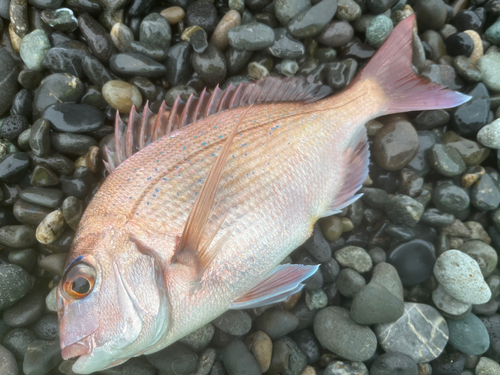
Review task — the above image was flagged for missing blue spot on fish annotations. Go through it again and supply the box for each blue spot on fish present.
[202,142,206,146]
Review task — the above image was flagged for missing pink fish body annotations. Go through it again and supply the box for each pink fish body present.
[58,15,470,374]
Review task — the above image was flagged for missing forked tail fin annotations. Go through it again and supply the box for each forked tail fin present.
[355,14,471,114]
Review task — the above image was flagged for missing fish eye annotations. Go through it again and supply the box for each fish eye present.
[62,262,96,300]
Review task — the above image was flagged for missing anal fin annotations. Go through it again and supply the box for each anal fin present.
[323,128,369,216]
[229,264,319,309]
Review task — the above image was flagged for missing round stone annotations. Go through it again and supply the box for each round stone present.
[451,83,490,137]
[110,53,167,78]
[458,240,497,278]
[102,81,142,114]
[372,118,419,171]
[0,264,33,310]
[315,20,354,48]
[146,343,198,373]
[443,130,490,166]
[185,0,217,34]
[374,303,449,363]
[478,119,500,149]
[19,30,50,71]
[227,23,275,51]
[336,268,366,298]
[77,13,117,64]
[210,10,241,51]
[313,306,377,362]
[254,309,298,339]
[222,339,261,375]
[140,13,171,50]
[384,194,424,228]
[334,246,372,273]
[475,357,500,375]
[387,239,436,287]
[351,282,404,325]
[370,352,418,375]
[0,345,18,375]
[33,73,84,118]
[287,0,338,39]
[23,340,63,375]
[366,15,393,48]
[432,182,470,216]
[428,144,466,177]
[433,250,491,304]
[191,44,227,86]
[445,32,474,57]
[2,291,44,327]
[432,283,471,316]
[447,313,489,355]
[212,310,252,336]
[477,52,500,92]
[275,0,311,25]
[160,6,185,25]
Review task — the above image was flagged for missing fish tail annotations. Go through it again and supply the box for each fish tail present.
[354,14,471,115]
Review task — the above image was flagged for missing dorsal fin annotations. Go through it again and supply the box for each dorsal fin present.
[103,76,332,172]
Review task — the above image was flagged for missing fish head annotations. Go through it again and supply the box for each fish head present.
[58,225,170,374]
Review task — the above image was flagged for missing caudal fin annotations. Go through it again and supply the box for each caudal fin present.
[356,14,471,114]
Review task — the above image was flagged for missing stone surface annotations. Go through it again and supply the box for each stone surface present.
[375,303,449,363]
[447,313,489,355]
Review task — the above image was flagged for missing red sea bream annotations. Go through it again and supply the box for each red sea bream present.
[57,14,470,373]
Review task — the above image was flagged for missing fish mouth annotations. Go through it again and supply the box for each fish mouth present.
[61,336,92,360]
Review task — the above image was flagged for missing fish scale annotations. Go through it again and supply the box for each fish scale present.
[57,15,472,374]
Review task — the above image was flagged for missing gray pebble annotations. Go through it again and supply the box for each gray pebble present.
[212,310,252,336]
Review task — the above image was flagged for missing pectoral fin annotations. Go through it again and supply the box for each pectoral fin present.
[229,264,319,309]
[174,106,253,278]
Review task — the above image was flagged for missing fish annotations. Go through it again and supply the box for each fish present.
[57,14,470,374]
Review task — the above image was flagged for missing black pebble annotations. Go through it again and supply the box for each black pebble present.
[452,10,483,31]
[0,115,29,141]
[185,1,218,34]
[452,83,490,136]
[445,32,474,57]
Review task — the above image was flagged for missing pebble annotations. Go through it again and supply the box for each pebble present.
[227,23,275,50]
[433,250,491,304]
[40,8,78,32]
[275,0,311,25]
[314,306,377,361]
[0,345,18,375]
[20,187,63,209]
[478,119,500,149]
[385,194,424,227]
[315,20,354,48]
[287,0,338,38]
[366,15,393,48]
[431,352,466,375]
[267,28,305,59]
[372,118,419,171]
[102,80,142,114]
[222,339,261,375]
[275,336,308,375]
[212,310,252,336]
[30,165,60,187]
[476,357,500,375]
[334,246,372,273]
[0,48,19,116]
[447,313,489,355]
[1,115,28,141]
[140,13,171,50]
[336,0,361,22]
[351,281,404,324]
[2,291,44,327]
[375,303,449,363]
[289,329,319,365]
[42,103,104,133]
[336,268,366,297]
[485,18,500,45]
[7,248,37,272]
[428,144,467,177]
[324,361,368,375]
[443,131,490,166]
[23,339,62,375]
[19,30,50,71]
[36,209,66,244]
[0,225,36,248]
[370,352,418,375]
[446,32,474,57]
[190,28,208,54]
[78,13,117,64]
[146,343,198,373]
[432,182,470,217]
[191,44,227,85]
[82,55,115,89]
[160,7,185,25]
[420,208,455,227]
[110,53,167,78]
[164,42,193,86]
[432,283,472,315]
[254,309,299,339]
[2,328,37,361]
[210,10,241,51]
[185,1,218,34]
[458,240,498,277]
[244,331,272,373]
[387,239,435,286]
[110,23,134,52]
[33,73,84,118]
[454,55,482,83]
[452,83,491,137]
[0,264,33,310]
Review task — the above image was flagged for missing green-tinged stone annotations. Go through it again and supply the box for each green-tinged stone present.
[428,144,466,177]
[485,17,500,46]
[442,130,490,166]
[40,8,78,32]
[287,0,338,38]
[478,52,500,93]
[30,164,60,187]
[19,30,50,71]
[366,15,393,48]
[448,313,489,355]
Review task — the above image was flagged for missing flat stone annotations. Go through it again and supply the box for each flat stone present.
[334,246,372,273]
[447,313,489,355]
[375,303,449,363]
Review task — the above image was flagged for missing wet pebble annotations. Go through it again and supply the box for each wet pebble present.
[222,339,261,375]
[287,0,338,39]
[78,13,117,64]
[2,328,37,361]
[228,23,275,50]
[268,28,305,59]
[20,187,63,209]
[210,10,241,51]
[110,53,167,78]
[334,246,372,273]
[0,225,36,248]
[36,209,66,244]
[140,13,171,50]
[185,0,218,34]
[366,15,393,48]
[19,30,50,71]
[478,52,500,93]
[385,194,424,227]
[432,182,470,216]
[30,165,60,187]
[315,20,354,48]
[33,73,84,118]
[428,144,466,177]
[446,32,474,57]
[102,80,142,114]
[452,83,490,137]
[0,264,33,310]
[0,115,28,141]
[191,44,227,85]
[244,331,272,373]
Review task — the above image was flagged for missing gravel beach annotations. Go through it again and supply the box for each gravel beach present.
[1,0,500,373]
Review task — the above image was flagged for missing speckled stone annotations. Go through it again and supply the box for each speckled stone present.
[19,30,50,71]
[478,52,500,93]
[433,250,491,304]
[375,303,449,363]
